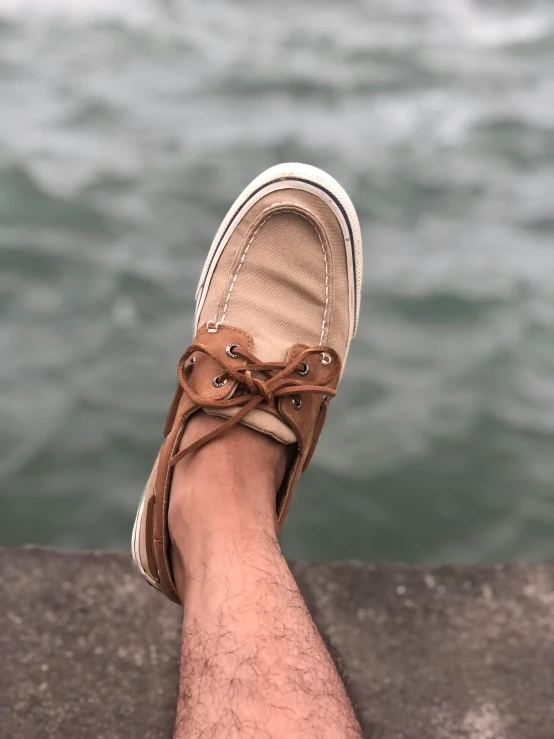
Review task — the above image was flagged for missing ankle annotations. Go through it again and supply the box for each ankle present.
[167,412,287,587]
[168,457,280,547]
[170,411,286,520]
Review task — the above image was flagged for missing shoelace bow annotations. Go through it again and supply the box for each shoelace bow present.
[168,343,341,467]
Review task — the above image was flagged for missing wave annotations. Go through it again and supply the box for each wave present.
[1,0,553,52]
[0,0,161,25]
[428,0,554,49]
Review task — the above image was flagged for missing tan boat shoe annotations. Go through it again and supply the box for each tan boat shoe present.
[132,163,363,604]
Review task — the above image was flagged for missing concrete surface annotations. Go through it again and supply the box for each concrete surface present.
[1,547,554,738]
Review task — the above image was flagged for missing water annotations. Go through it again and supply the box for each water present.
[1,0,554,564]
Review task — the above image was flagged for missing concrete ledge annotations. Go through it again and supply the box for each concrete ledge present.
[1,548,553,738]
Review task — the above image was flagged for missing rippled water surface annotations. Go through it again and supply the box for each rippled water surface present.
[1,0,554,563]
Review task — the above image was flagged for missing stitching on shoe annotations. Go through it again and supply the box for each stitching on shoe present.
[219,204,329,343]
[318,224,329,344]
[220,215,264,324]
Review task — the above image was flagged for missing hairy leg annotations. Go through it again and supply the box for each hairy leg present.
[168,414,362,739]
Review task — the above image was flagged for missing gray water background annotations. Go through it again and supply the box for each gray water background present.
[1,0,554,564]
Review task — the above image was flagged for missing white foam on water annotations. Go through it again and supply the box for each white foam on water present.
[0,0,162,25]
[433,0,554,48]
[2,0,552,51]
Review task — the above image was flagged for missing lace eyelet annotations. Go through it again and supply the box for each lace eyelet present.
[213,375,228,388]
[226,343,242,359]
[321,353,332,366]
[206,320,221,333]
[292,397,302,411]
[296,361,309,376]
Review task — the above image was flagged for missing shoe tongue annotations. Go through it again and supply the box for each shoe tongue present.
[203,405,296,444]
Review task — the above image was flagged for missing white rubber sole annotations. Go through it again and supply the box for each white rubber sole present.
[132,162,363,582]
[131,491,152,583]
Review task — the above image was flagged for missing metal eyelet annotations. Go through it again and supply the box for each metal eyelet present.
[321,353,332,366]
[213,375,228,388]
[296,361,309,376]
[292,397,302,411]
[226,343,242,359]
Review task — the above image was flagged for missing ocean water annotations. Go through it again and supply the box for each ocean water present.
[1,0,554,564]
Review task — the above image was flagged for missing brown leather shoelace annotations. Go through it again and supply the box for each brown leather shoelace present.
[168,343,341,468]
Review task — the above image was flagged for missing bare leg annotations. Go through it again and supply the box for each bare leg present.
[168,414,362,739]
